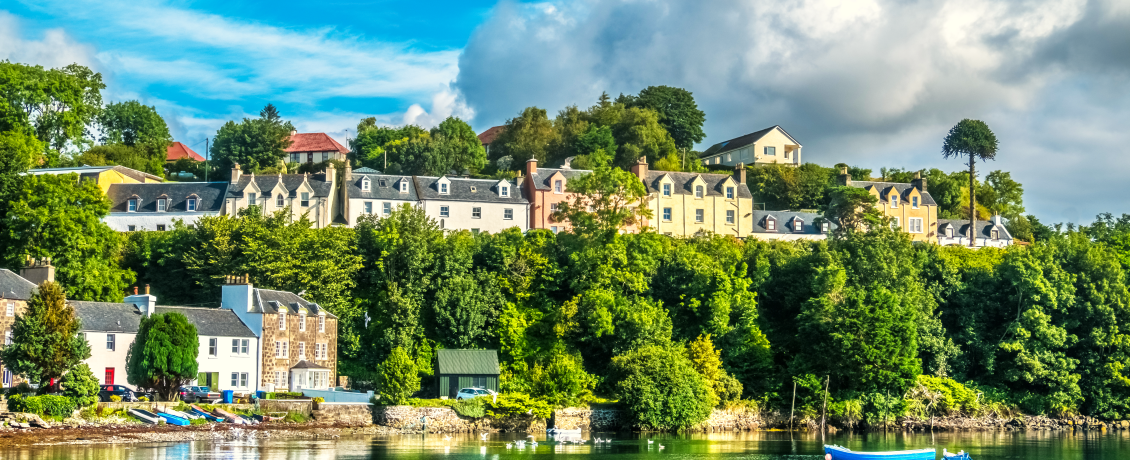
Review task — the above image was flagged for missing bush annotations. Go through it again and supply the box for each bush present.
[487,393,552,419]
[377,347,419,405]
[610,344,716,430]
[61,364,101,407]
[451,397,486,418]
[110,395,122,402]
[139,396,149,402]
[312,397,325,404]
[9,394,78,416]
[5,382,33,397]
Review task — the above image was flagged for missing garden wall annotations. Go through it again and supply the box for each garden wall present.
[312,403,374,425]
[303,388,374,403]
[259,399,313,416]
[374,405,546,433]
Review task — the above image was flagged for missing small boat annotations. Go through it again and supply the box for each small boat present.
[128,408,161,424]
[157,412,191,426]
[943,450,971,460]
[190,407,223,422]
[212,407,247,424]
[825,445,936,460]
[163,408,199,420]
[238,414,259,425]
[253,413,276,423]
[547,428,582,435]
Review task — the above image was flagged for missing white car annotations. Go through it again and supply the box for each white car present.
[456,387,497,401]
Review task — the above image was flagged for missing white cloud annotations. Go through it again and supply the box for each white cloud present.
[0,11,97,69]
[455,0,1130,222]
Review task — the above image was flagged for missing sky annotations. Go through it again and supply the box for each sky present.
[2,0,1129,224]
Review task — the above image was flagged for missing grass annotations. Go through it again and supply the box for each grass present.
[283,411,308,423]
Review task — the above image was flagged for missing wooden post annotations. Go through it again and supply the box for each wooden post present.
[790,380,797,431]
[821,375,829,433]
[884,390,890,432]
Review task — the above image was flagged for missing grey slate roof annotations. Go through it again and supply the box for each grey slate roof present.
[642,171,753,199]
[108,182,228,213]
[226,173,333,199]
[436,349,500,375]
[938,219,1013,241]
[354,167,381,174]
[72,301,256,337]
[414,176,528,204]
[254,288,336,318]
[850,181,938,207]
[345,173,418,201]
[28,165,163,183]
[701,125,800,158]
[527,167,592,191]
[751,211,836,234]
[0,269,36,301]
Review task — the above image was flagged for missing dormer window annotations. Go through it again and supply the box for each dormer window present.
[127,198,138,212]
[276,194,284,207]
[399,181,408,193]
[362,178,371,191]
[991,229,999,239]
[440,182,448,194]
[766,218,776,232]
[726,187,734,199]
[470,186,477,193]
[793,219,804,233]
[912,196,919,208]
[379,179,387,187]
[157,198,167,212]
[500,185,509,197]
[187,196,199,212]
[945,227,954,238]
[554,180,563,193]
[662,183,671,196]
[248,193,257,206]
[822,221,830,233]
[891,195,898,208]
[695,185,704,198]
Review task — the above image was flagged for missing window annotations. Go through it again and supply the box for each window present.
[551,226,559,233]
[283,341,289,357]
[551,180,562,193]
[549,203,559,213]
[383,202,391,215]
[299,342,306,359]
[662,184,671,196]
[909,218,924,233]
[764,146,776,156]
[504,208,514,220]
[726,153,732,162]
[318,315,325,333]
[946,227,954,238]
[912,196,919,208]
[440,182,448,194]
[240,372,248,387]
[300,193,310,207]
[663,208,672,221]
[785,149,790,159]
[379,179,386,187]
[232,372,239,387]
[107,334,116,351]
[439,206,449,217]
[362,178,371,191]
[232,339,240,353]
[726,187,734,199]
[241,339,249,354]
[279,311,286,330]
[695,209,704,223]
[793,219,804,232]
[275,341,282,357]
[822,221,831,233]
[767,219,776,231]
[992,229,999,239]
[128,199,138,212]
[472,207,482,219]
[127,225,136,232]
[6,302,13,316]
[891,195,898,208]
[891,217,901,229]
[157,198,167,212]
[274,371,284,387]
[364,202,373,214]
[470,186,477,192]
[300,312,307,332]
[500,185,509,197]
[727,210,736,224]
[399,181,408,193]
[187,197,198,211]
[695,185,704,198]
[248,193,257,206]
[5,329,11,345]
[209,338,218,356]
[156,224,166,231]
[276,194,285,207]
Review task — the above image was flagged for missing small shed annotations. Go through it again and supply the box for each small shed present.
[435,349,500,398]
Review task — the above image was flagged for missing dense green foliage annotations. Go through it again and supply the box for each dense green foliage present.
[0,281,92,387]
[0,61,105,164]
[378,347,420,405]
[610,344,717,429]
[211,104,295,175]
[126,312,200,401]
[348,116,486,175]
[8,394,78,416]
[619,85,707,151]
[61,363,102,407]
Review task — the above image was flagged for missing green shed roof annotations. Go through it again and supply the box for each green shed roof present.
[437,349,500,375]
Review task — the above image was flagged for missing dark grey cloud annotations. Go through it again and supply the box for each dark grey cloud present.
[454,0,1130,222]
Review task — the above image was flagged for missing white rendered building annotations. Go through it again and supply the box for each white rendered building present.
[414,175,529,233]
[104,182,229,231]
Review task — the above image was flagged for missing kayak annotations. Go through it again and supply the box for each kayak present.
[157,412,191,426]
[128,408,160,424]
[189,407,223,422]
[212,407,248,424]
[943,450,971,460]
[825,445,936,460]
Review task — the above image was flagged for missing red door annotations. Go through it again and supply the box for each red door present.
[105,367,115,385]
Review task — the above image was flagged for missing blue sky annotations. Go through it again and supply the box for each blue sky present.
[3,0,1130,223]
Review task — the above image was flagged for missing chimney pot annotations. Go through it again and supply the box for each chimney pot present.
[838,167,852,187]
[145,284,150,295]
[525,158,538,176]
[134,286,138,295]
[734,163,747,185]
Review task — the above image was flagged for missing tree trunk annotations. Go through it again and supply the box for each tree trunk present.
[969,156,976,248]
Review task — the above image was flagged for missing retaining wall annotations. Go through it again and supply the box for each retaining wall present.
[260,399,313,416]
[551,407,761,432]
[95,402,254,412]
[374,405,546,433]
[312,403,374,425]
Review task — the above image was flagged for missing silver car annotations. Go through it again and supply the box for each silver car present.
[455,387,497,401]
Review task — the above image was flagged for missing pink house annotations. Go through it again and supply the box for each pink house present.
[521,159,591,233]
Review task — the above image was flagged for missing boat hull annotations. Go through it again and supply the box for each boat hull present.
[128,409,160,424]
[157,412,191,426]
[825,445,936,460]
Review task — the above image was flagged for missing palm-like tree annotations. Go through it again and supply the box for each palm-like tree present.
[942,120,998,247]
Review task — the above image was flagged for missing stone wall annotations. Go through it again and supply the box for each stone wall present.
[695,407,761,431]
[95,402,254,412]
[551,407,760,432]
[260,399,313,416]
[311,403,373,425]
[374,405,546,433]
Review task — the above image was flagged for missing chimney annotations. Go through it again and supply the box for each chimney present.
[630,156,648,181]
[992,214,1002,225]
[231,163,242,184]
[20,257,55,285]
[911,171,927,192]
[325,162,336,184]
[734,163,747,184]
[220,273,255,313]
[125,286,157,318]
[525,158,538,177]
[344,161,353,182]
[837,166,852,187]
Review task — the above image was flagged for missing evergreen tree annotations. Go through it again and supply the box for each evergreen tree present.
[127,312,199,401]
[0,281,91,388]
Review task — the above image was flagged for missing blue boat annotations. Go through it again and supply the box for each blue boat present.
[189,407,223,422]
[825,445,936,460]
[943,450,971,460]
[157,411,191,426]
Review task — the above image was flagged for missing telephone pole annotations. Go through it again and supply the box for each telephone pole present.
[205,137,209,182]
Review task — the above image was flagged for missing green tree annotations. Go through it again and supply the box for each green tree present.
[72,143,165,178]
[611,106,678,168]
[981,170,1025,219]
[489,107,557,167]
[0,281,91,388]
[0,173,133,301]
[551,150,652,239]
[126,312,200,401]
[61,363,101,407]
[97,100,173,153]
[430,116,487,174]
[942,119,999,247]
[622,85,706,150]
[349,119,426,171]
[610,343,717,429]
[0,61,105,163]
[687,334,743,405]
[431,271,505,349]
[824,186,885,236]
[211,104,295,175]
[378,346,420,404]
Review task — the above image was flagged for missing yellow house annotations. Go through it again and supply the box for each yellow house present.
[223,164,339,229]
[630,159,754,238]
[698,125,801,167]
[26,165,163,194]
[839,169,938,242]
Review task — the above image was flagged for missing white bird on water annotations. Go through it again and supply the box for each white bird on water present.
[480,432,489,441]
[659,444,665,450]
[647,439,654,444]
[506,443,513,449]
[444,436,452,441]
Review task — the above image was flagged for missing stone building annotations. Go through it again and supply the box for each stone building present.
[0,268,38,387]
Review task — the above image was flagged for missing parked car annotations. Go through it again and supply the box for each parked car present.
[99,385,140,402]
[179,385,221,402]
[455,387,497,401]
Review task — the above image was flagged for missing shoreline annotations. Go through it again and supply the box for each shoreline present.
[0,421,397,448]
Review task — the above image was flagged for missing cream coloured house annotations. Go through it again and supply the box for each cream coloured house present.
[699,125,801,167]
[223,164,338,228]
[339,165,419,226]
[631,160,755,238]
[414,175,529,233]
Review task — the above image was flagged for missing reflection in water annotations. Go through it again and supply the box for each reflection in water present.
[1,430,1129,460]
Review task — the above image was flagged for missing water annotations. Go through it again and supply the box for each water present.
[3,430,1130,460]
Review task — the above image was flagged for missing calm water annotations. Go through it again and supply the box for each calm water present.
[3,430,1130,460]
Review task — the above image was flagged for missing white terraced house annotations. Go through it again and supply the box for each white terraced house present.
[413,175,529,233]
[223,163,338,228]
[339,164,419,226]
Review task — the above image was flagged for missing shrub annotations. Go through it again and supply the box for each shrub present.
[5,382,33,397]
[487,393,552,419]
[61,364,101,407]
[110,395,122,402]
[313,397,325,404]
[609,344,716,430]
[451,397,486,418]
[9,394,78,416]
[908,376,982,416]
[377,347,419,405]
[139,396,149,402]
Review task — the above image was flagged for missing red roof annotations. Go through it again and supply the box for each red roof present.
[478,126,505,145]
[285,132,350,154]
[166,142,205,161]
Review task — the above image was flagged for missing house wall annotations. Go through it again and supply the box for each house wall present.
[0,299,27,386]
[870,189,938,243]
[81,331,136,387]
[226,177,336,229]
[703,129,801,167]
[104,211,219,231]
[260,312,338,391]
[746,233,828,241]
[346,198,417,228]
[645,192,752,238]
[937,233,1012,248]
[526,186,575,232]
[420,200,529,233]
[91,170,141,194]
[193,335,260,392]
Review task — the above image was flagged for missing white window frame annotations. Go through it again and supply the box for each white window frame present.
[240,372,248,387]
[107,334,116,351]
[695,209,704,223]
[793,219,804,233]
[276,194,285,207]
[187,197,198,212]
[439,206,450,218]
[6,302,13,316]
[909,217,924,233]
[440,182,448,194]
[767,219,776,231]
[822,221,830,233]
[891,217,901,230]
[318,315,326,333]
[662,207,672,221]
[241,339,249,354]
[695,185,704,198]
[912,196,919,209]
[209,337,218,356]
[662,183,671,196]
[472,207,482,219]
[726,210,736,224]
[279,311,286,330]
[364,202,373,214]
[232,372,239,387]
[399,181,409,193]
[764,146,776,156]
[946,227,954,238]
[157,198,167,212]
[500,186,509,197]
[299,342,306,360]
[300,192,310,207]
[232,338,240,354]
[248,193,257,206]
[362,178,371,191]
[299,312,307,332]
[275,341,282,358]
[726,187,734,199]
[128,199,138,212]
[554,180,563,193]
[891,195,898,208]
[504,208,513,220]
[383,202,392,215]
